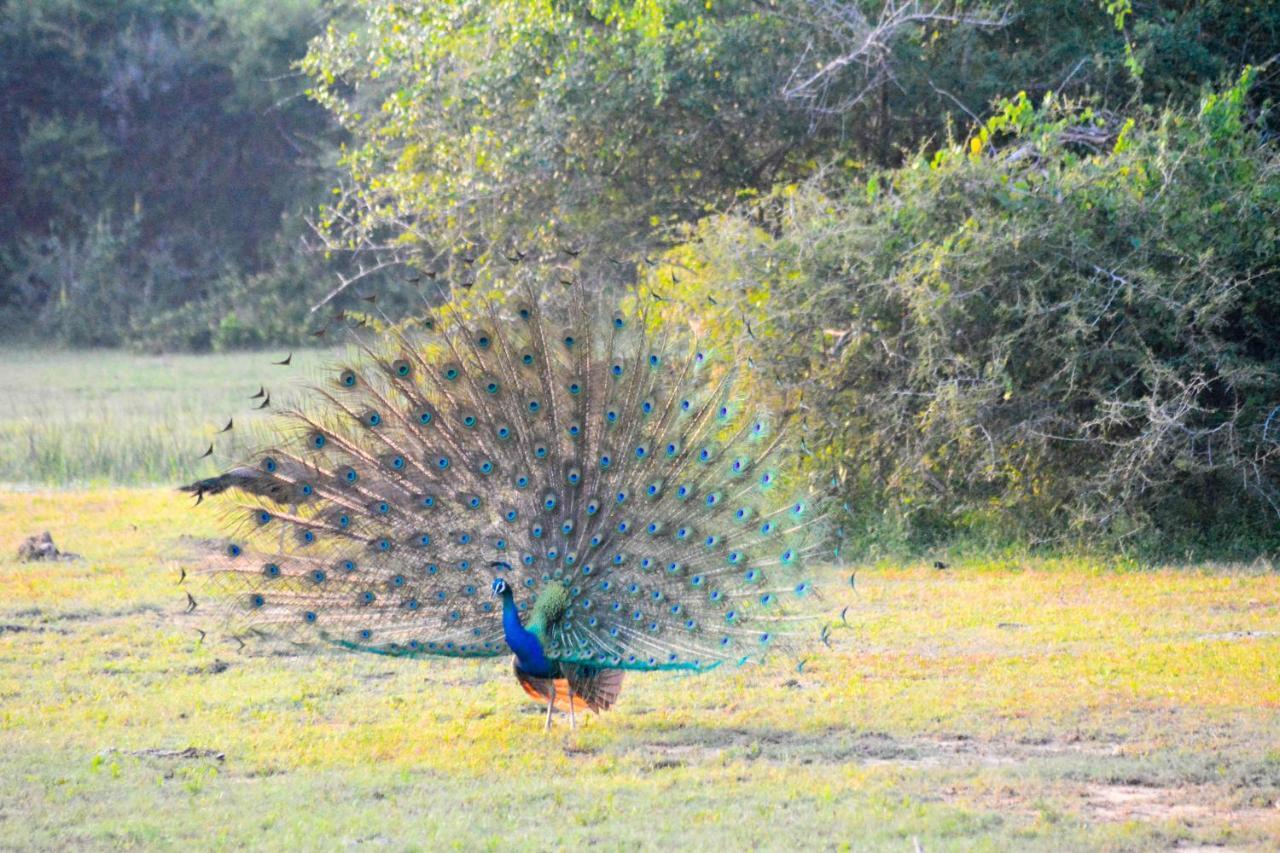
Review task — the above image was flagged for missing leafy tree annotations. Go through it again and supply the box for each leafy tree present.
[667,71,1280,550]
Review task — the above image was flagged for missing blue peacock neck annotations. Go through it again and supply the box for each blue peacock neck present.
[499,586,552,677]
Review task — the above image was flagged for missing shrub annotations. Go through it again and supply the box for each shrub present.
[674,71,1280,551]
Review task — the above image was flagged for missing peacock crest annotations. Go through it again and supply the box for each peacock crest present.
[184,275,828,723]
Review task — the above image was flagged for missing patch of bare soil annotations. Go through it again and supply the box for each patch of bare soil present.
[1082,783,1280,835]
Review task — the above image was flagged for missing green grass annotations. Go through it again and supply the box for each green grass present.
[4,349,1280,848]
[0,347,338,486]
[2,489,1280,850]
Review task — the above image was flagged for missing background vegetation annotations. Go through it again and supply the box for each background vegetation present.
[3,0,1279,550]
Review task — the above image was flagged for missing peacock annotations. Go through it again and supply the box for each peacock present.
[182,272,828,729]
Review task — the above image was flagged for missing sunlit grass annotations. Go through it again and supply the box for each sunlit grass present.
[2,489,1279,849]
[0,347,337,486]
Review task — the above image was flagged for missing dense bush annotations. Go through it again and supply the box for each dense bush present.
[0,0,334,344]
[667,72,1280,549]
[303,0,1280,291]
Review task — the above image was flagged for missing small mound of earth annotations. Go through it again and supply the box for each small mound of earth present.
[16,532,80,562]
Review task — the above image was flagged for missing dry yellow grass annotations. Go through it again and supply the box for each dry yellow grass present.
[2,488,1279,849]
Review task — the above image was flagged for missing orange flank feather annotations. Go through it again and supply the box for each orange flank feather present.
[512,660,625,714]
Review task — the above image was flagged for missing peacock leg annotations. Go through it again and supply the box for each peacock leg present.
[566,680,576,731]
[544,682,557,732]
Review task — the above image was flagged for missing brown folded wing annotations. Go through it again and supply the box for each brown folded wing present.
[513,659,625,713]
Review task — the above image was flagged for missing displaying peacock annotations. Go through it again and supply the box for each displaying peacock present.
[182,272,828,729]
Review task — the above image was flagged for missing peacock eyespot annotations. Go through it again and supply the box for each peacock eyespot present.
[339,369,357,387]
[250,594,265,608]
[310,433,327,449]
[263,563,281,577]
[496,425,511,440]
[421,495,437,508]
[562,335,575,349]
[262,457,277,473]
[520,352,535,365]
[312,570,327,584]
[534,445,548,458]
[611,363,624,376]
[444,367,460,381]
[462,414,477,428]
[436,456,450,470]
[393,359,411,377]
[341,559,356,572]
[304,611,317,623]
[648,354,660,367]
[390,456,405,470]
[568,382,582,395]
[478,461,493,475]
[419,410,434,425]
[343,467,359,483]
[485,381,499,394]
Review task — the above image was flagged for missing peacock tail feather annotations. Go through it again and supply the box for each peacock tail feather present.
[188,279,829,673]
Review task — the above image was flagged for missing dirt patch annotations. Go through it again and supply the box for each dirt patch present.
[1082,783,1280,831]
[16,531,80,562]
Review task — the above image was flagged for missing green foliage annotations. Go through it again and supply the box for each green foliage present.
[0,0,334,346]
[303,0,1280,289]
[675,72,1280,550]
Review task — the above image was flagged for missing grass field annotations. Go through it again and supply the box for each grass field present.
[0,347,340,486]
[3,350,1280,849]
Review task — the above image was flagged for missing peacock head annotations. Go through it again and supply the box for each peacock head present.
[490,577,511,597]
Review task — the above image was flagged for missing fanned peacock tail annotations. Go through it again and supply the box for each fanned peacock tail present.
[185,278,829,675]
